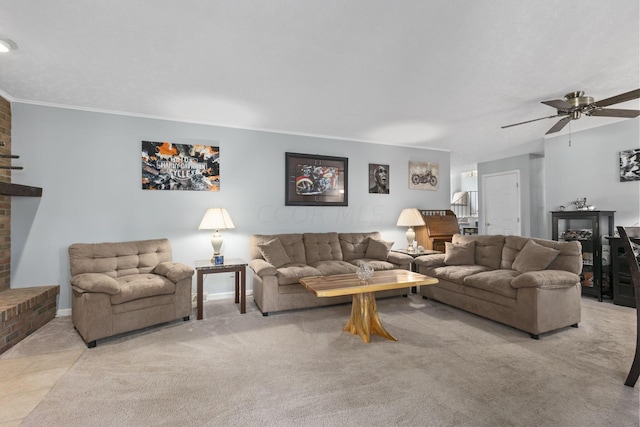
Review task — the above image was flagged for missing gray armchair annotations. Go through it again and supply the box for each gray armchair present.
[69,238,193,347]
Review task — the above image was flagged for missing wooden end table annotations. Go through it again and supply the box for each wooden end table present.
[391,248,442,292]
[195,258,247,320]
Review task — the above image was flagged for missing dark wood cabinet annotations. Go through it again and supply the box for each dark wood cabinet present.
[607,236,638,308]
[551,210,615,301]
[415,210,460,252]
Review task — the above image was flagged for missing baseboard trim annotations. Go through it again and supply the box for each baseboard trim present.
[57,308,72,317]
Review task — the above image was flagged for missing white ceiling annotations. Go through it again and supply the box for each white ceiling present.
[0,1,638,174]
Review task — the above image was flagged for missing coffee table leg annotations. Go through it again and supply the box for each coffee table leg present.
[344,292,397,343]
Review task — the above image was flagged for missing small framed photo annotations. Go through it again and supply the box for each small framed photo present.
[285,152,348,206]
[369,164,389,194]
[409,161,439,190]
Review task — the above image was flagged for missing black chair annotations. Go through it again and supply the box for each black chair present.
[616,226,640,387]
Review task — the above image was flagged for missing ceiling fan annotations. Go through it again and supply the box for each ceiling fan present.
[502,88,640,134]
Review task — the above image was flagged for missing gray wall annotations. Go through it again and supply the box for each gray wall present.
[477,118,640,240]
[477,153,544,237]
[10,103,450,312]
[544,118,640,231]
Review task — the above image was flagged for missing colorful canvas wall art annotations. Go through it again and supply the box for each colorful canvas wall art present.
[142,141,220,191]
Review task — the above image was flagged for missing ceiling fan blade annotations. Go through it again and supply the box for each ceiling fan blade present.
[590,108,640,118]
[546,117,572,134]
[541,99,572,111]
[501,114,564,129]
[595,89,640,107]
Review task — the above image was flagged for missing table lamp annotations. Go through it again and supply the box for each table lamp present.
[198,208,235,260]
[396,208,425,252]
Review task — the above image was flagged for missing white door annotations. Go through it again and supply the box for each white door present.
[481,171,521,235]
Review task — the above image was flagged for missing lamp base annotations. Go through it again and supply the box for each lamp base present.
[210,230,224,261]
[406,227,416,252]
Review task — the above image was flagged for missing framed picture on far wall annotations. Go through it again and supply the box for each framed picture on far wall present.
[369,164,389,194]
[409,161,439,190]
[620,148,640,182]
[285,152,348,206]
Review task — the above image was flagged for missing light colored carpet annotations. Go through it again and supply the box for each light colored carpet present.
[3,295,639,427]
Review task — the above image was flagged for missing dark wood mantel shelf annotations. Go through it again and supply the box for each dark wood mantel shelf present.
[0,182,43,197]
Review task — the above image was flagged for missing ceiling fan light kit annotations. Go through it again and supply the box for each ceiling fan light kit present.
[502,88,640,134]
[0,39,12,53]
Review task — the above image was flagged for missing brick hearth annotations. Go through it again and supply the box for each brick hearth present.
[0,286,59,353]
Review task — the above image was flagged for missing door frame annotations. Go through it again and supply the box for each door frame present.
[480,170,521,236]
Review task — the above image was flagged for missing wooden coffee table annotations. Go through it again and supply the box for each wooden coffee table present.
[300,269,438,343]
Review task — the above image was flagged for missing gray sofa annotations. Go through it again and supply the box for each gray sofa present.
[69,238,194,347]
[415,234,583,339]
[249,232,413,315]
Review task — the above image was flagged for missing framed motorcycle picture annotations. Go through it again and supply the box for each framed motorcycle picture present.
[408,161,439,191]
[285,152,348,206]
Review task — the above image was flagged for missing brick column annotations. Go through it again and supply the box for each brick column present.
[0,97,11,292]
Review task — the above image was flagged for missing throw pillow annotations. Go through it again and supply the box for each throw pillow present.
[257,238,291,268]
[512,240,560,273]
[444,241,476,265]
[365,238,394,261]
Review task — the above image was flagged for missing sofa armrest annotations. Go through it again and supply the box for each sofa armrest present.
[154,262,195,282]
[71,273,120,295]
[387,251,413,266]
[511,270,580,289]
[414,254,446,269]
[249,259,277,277]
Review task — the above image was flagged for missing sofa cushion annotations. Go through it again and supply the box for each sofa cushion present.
[110,274,176,304]
[339,232,382,261]
[428,265,492,285]
[545,241,583,275]
[304,233,344,264]
[154,261,195,282]
[71,273,120,295]
[452,234,504,269]
[350,259,397,271]
[276,264,323,285]
[463,269,519,299]
[511,270,581,289]
[502,236,581,274]
[444,241,476,265]
[250,234,306,264]
[511,240,560,273]
[415,253,446,269]
[365,238,393,261]
[69,238,173,278]
[257,238,292,268]
[312,260,357,275]
[386,251,414,268]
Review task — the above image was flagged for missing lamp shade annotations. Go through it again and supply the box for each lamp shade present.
[396,208,425,227]
[198,208,235,231]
